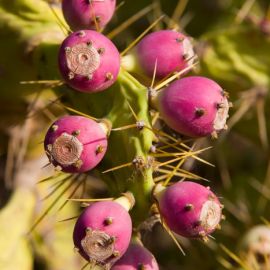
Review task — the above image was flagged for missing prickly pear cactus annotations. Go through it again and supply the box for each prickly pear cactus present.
[1,0,270,270]
[54,70,156,224]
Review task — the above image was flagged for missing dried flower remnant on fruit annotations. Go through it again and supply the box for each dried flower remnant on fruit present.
[73,198,133,266]
[182,37,196,65]
[199,200,221,231]
[214,98,229,131]
[48,132,83,166]
[65,43,100,78]
[81,228,115,262]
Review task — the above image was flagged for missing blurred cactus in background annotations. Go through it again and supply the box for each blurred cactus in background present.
[0,0,270,269]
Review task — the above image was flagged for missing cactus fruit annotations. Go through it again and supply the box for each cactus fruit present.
[58,30,120,93]
[155,181,222,240]
[151,76,229,138]
[111,242,159,270]
[62,0,116,31]
[136,30,195,79]
[44,115,109,173]
[73,193,134,268]
[239,225,270,269]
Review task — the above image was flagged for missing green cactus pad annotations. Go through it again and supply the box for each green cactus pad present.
[57,69,156,224]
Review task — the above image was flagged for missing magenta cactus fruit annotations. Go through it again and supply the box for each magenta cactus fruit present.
[136,30,195,79]
[58,30,120,93]
[62,0,116,31]
[111,242,159,270]
[73,194,134,267]
[44,115,108,173]
[155,181,222,239]
[152,76,230,138]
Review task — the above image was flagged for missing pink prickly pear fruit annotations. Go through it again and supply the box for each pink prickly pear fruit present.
[151,76,230,138]
[62,0,116,31]
[44,115,109,173]
[155,181,223,240]
[111,242,159,270]
[58,30,120,93]
[136,30,196,79]
[73,193,134,268]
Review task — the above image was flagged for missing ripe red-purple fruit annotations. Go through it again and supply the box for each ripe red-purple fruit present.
[111,242,159,270]
[136,30,195,79]
[155,181,222,240]
[62,0,116,31]
[151,76,230,138]
[73,194,134,268]
[44,115,109,173]
[58,30,120,93]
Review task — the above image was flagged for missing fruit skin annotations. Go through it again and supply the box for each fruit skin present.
[136,30,195,79]
[153,76,229,137]
[156,181,222,238]
[58,30,120,93]
[73,200,132,266]
[62,0,116,31]
[111,243,159,270]
[44,115,108,173]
